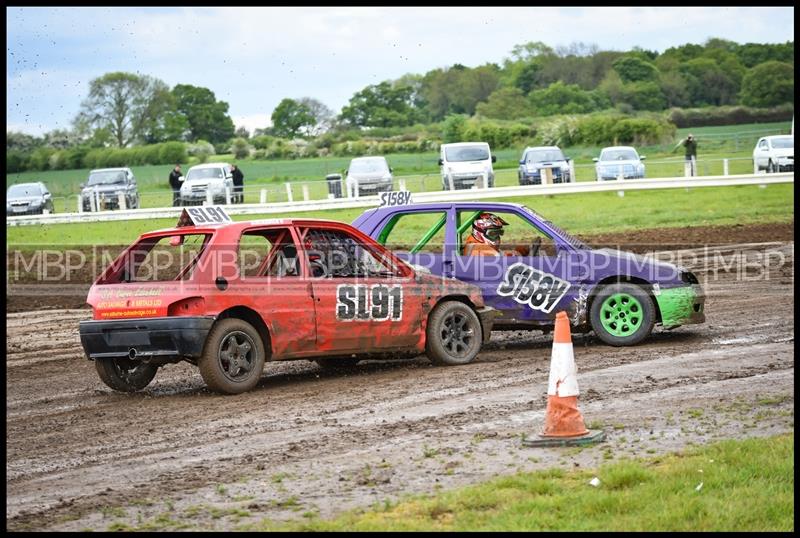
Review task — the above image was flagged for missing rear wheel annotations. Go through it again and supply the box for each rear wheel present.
[199,318,266,394]
[425,301,482,366]
[590,283,655,346]
[95,358,158,392]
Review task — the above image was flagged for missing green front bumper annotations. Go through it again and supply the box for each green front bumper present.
[655,285,706,329]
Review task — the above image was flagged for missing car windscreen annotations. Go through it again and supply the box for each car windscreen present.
[600,149,638,161]
[526,149,565,163]
[770,137,794,149]
[87,171,126,185]
[7,184,42,197]
[186,168,224,180]
[349,159,388,174]
[445,146,490,162]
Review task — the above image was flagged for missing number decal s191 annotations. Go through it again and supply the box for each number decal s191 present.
[336,284,403,321]
[497,262,570,314]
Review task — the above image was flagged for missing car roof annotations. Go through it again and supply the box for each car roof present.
[524,145,562,151]
[9,182,44,188]
[351,156,387,161]
[140,218,358,237]
[600,146,637,151]
[188,162,231,169]
[90,167,130,173]
[441,141,489,147]
[763,135,793,140]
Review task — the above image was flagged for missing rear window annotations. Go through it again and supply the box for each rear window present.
[100,234,211,283]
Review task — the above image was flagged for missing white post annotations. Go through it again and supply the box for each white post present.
[617,190,625,197]
[285,182,293,202]
[447,174,455,191]
[77,196,83,213]
[93,188,100,212]
[399,178,406,191]
[118,193,126,210]
[302,184,310,201]
[617,164,623,180]
[754,160,759,174]
[568,160,576,183]
[723,158,729,177]
[205,189,213,206]
[225,186,231,205]
[684,161,692,177]
[260,189,267,204]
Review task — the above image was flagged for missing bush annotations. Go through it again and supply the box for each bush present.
[231,137,251,160]
[159,141,187,165]
[6,150,29,173]
[667,104,794,128]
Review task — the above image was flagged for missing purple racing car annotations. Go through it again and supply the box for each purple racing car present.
[352,201,705,346]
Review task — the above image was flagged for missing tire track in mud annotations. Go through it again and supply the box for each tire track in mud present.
[5,241,794,530]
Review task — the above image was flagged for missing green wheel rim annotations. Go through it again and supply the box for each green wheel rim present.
[599,292,643,337]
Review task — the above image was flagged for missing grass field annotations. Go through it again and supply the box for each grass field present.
[7,183,793,248]
[6,121,792,212]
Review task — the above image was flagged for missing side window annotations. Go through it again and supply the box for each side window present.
[237,228,300,278]
[379,211,447,254]
[123,234,209,282]
[302,228,398,279]
[457,210,557,257]
[760,140,768,149]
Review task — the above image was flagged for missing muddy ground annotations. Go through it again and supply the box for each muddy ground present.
[5,224,795,531]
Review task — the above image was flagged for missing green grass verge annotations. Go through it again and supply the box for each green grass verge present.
[244,434,794,531]
[6,184,794,248]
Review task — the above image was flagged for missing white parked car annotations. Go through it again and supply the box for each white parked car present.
[179,162,234,206]
[439,142,496,190]
[753,135,794,173]
[345,156,393,197]
[593,146,646,181]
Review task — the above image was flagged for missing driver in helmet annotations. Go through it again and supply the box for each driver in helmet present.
[463,212,530,256]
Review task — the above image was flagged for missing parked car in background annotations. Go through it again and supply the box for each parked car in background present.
[78,207,496,394]
[7,182,55,216]
[81,168,139,211]
[439,142,496,190]
[179,162,234,206]
[593,146,646,181]
[753,135,794,173]
[518,146,572,185]
[345,156,394,197]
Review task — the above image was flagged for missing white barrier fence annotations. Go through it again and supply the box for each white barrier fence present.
[7,172,793,226]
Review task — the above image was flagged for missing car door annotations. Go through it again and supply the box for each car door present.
[754,138,768,169]
[450,208,576,325]
[299,225,422,354]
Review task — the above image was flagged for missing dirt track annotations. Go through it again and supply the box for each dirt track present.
[5,230,795,531]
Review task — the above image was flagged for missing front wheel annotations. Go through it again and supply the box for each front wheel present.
[425,301,482,366]
[95,358,158,392]
[768,160,777,173]
[199,318,266,394]
[590,283,656,346]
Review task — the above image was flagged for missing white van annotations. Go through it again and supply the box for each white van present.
[438,142,496,190]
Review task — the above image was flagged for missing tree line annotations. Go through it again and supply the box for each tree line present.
[7,37,794,173]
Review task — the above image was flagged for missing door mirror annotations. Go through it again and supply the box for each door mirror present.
[519,160,525,165]
[389,167,393,173]
[178,176,185,182]
[437,158,443,166]
[640,156,647,161]
[80,183,85,189]
[592,158,599,163]
[344,169,348,175]
[491,155,497,163]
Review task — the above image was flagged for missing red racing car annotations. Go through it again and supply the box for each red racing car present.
[79,207,497,394]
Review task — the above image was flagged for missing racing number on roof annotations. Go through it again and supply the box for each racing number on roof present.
[186,206,232,224]
[337,284,403,321]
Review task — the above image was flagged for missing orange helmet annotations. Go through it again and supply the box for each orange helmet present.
[471,212,508,247]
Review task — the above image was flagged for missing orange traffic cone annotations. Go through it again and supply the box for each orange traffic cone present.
[522,311,605,447]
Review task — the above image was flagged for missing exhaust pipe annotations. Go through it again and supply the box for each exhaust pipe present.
[129,348,137,359]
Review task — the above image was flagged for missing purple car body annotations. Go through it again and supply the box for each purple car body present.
[352,201,705,345]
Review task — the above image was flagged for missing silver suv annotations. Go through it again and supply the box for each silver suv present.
[81,168,139,211]
[345,156,393,197]
[179,162,235,205]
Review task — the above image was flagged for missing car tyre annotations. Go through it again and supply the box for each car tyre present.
[590,283,655,347]
[95,357,158,392]
[768,160,777,173]
[199,318,266,394]
[425,301,482,366]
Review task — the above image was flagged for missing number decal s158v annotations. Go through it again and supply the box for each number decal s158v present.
[496,262,570,314]
[336,284,403,321]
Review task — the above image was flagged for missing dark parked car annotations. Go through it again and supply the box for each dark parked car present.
[81,168,140,211]
[518,145,572,185]
[7,182,55,216]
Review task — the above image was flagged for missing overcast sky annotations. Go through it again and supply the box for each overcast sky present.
[6,6,795,136]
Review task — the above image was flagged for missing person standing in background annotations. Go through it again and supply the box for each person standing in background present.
[675,134,698,176]
[169,164,183,206]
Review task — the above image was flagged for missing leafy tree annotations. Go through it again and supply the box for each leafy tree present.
[234,126,250,139]
[612,56,660,83]
[441,114,469,143]
[339,81,421,128]
[171,84,235,144]
[475,87,532,120]
[420,64,500,120]
[297,97,334,136]
[739,61,794,107]
[75,72,172,147]
[679,58,740,106]
[271,98,315,138]
[659,70,691,108]
[528,81,610,116]
[6,131,42,152]
[619,81,667,111]
[230,137,251,159]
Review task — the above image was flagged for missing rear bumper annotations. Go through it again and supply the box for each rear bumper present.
[79,316,215,360]
[476,306,500,343]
